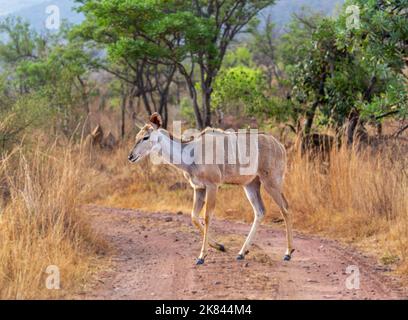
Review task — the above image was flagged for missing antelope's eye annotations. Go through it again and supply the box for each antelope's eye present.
[143,136,149,141]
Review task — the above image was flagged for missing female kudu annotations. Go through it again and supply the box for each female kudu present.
[128,113,294,265]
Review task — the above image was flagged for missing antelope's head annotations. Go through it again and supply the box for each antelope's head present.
[128,113,162,163]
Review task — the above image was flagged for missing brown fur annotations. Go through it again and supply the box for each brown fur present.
[129,113,294,263]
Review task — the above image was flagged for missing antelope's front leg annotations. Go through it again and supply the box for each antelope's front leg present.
[191,187,225,252]
[196,185,217,265]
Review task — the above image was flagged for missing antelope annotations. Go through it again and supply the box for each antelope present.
[128,113,294,265]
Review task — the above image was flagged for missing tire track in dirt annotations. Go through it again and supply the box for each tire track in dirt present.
[77,205,407,300]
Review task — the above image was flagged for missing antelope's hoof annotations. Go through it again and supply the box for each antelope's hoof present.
[236,254,245,260]
[196,258,205,265]
[283,249,295,261]
[218,244,226,252]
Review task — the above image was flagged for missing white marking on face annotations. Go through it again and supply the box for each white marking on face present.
[128,126,161,163]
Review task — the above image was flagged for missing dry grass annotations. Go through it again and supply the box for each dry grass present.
[89,140,408,273]
[0,141,107,299]
[2,130,405,299]
[286,145,408,269]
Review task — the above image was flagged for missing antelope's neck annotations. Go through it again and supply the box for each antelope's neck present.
[158,130,191,172]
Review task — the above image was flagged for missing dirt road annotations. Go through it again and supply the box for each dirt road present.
[79,205,407,300]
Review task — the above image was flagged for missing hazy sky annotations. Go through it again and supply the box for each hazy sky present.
[0,0,46,16]
[0,0,345,17]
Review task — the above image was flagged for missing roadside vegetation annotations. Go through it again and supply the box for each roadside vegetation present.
[0,0,407,298]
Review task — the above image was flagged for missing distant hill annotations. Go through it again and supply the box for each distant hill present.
[1,0,344,33]
[261,0,345,31]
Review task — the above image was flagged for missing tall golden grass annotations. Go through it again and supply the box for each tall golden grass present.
[0,142,106,299]
[286,145,408,268]
[90,140,408,272]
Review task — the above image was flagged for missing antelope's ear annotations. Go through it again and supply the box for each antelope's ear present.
[149,112,162,129]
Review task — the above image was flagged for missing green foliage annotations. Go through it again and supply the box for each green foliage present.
[75,0,214,65]
[0,92,52,150]
[359,76,408,121]
[212,66,268,114]
[0,17,39,66]
[0,17,94,151]
[179,97,196,124]
[276,1,407,131]
[223,47,254,68]
[75,0,276,128]
[338,0,408,122]
[343,0,408,72]
[1,0,406,145]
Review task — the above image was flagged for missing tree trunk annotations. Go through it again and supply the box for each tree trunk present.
[304,101,318,135]
[156,65,175,129]
[77,76,91,136]
[158,96,168,129]
[175,80,181,106]
[121,94,126,140]
[201,68,213,128]
[178,64,204,129]
[141,91,152,115]
[163,103,168,130]
[347,109,359,146]
[344,76,377,146]
[186,76,204,129]
[202,87,212,128]
[376,122,382,136]
[364,76,377,102]
[127,93,135,114]
[192,91,204,130]
[304,70,327,135]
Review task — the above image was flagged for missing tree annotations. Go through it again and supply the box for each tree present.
[276,2,407,141]
[0,17,96,140]
[75,0,275,129]
[223,46,254,69]
[277,12,330,134]
[338,0,408,140]
[180,0,276,128]
[73,1,182,128]
[248,14,283,88]
[0,17,43,96]
[212,66,268,116]
[18,27,96,135]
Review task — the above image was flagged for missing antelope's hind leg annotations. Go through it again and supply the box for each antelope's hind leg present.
[237,178,265,260]
[261,179,294,261]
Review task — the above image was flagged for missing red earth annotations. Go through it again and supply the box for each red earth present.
[77,205,407,300]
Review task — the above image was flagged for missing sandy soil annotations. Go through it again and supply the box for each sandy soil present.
[77,205,407,300]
